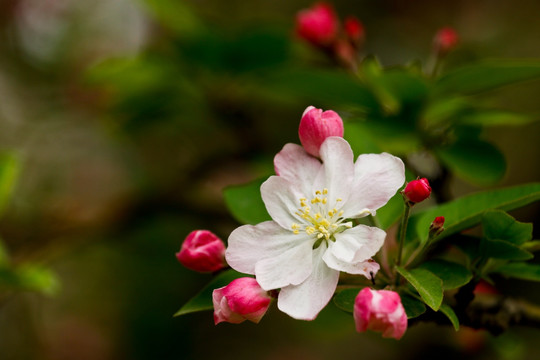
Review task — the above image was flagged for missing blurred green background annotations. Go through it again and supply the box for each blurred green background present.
[0,0,539,359]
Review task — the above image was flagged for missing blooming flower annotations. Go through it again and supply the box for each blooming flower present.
[298,106,344,158]
[176,230,227,273]
[403,178,431,204]
[213,277,272,325]
[296,2,339,47]
[354,288,407,339]
[226,137,405,320]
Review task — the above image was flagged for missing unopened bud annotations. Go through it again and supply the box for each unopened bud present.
[434,27,459,55]
[344,16,365,46]
[296,2,339,47]
[299,106,344,158]
[402,178,431,205]
[354,288,407,340]
[429,216,445,237]
[176,230,227,273]
[213,277,272,325]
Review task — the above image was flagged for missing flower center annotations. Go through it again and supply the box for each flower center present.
[291,188,352,241]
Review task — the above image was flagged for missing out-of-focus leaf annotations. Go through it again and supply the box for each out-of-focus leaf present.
[223,178,271,225]
[407,183,540,245]
[0,152,19,217]
[345,122,382,155]
[480,238,533,261]
[16,265,59,295]
[494,262,540,282]
[422,97,469,128]
[376,191,405,230]
[452,235,481,261]
[333,287,363,314]
[458,111,538,127]
[435,59,540,95]
[396,267,443,311]
[439,303,459,331]
[360,57,400,114]
[353,120,422,154]
[523,240,540,252]
[419,260,473,290]
[142,0,202,37]
[400,294,426,319]
[174,269,245,316]
[482,210,532,245]
[265,68,379,110]
[435,139,506,186]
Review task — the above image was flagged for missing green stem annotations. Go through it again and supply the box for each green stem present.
[395,204,411,286]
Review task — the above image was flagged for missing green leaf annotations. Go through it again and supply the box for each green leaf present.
[480,238,533,260]
[223,178,271,225]
[435,59,540,95]
[494,262,540,282]
[0,152,19,217]
[439,303,459,331]
[458,110,538,127]
[345,122,382,155]
[419,260,473,290]
[174,269,245,316]
[16,265,59,295]
[482,210,532,245]
[375,191,405,230]
[142,0,202,37]
[407,183,540,245]
[400,294,426,319]
[435,139,506,186]
[333,287,363,314]
[396,267,443,311]
[523,240,540,252]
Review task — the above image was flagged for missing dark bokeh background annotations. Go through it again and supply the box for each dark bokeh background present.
[0,0,539,359]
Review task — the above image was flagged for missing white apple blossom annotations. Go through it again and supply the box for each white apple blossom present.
[226,137,405,320]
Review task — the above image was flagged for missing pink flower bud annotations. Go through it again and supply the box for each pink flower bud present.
[344,16,365,45]
[354,288,407,340]
[213,277,272,325]
[403,178,431,204]
[176,230,227,273]
[473,280,499,295]
[298,106,344,157]
[333,38,357,69]
[434,27,459,55]
[296,2,339,47]
[429,216,445,237]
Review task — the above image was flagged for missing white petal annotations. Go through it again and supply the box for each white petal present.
[329,225,386,263]
[323,252,380,278]
[277,243,340,320]
[226,221,304,274]
[261,176,304,230]
[274,143,321,196]
[342,153,405,218]
[255,238,315,290]
[314,137,354,205]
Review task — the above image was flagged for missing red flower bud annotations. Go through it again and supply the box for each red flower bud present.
[296,2,339,47]
[429,216,445,237]
[176,230,227,273]
[354,288,407,340]
[403,178,431,204]
[434,27,459,55]
[344,16,365,45]
[213,277,272,324]
[298,106,344,158]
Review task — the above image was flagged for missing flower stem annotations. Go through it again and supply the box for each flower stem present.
[395,203,411,286]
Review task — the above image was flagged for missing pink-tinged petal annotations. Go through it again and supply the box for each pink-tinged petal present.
[277,243,340,320]
[274,143,322,196]
[226,221,303,274]
[213,287,246,324]
[261,176,305,230]
[322,252,380,278]
[353,288,373,332]
[314,137,354,205]
[298,107,344,158]
[255,238,315,290]
[342,153,405,218]
[329,225,386,263]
